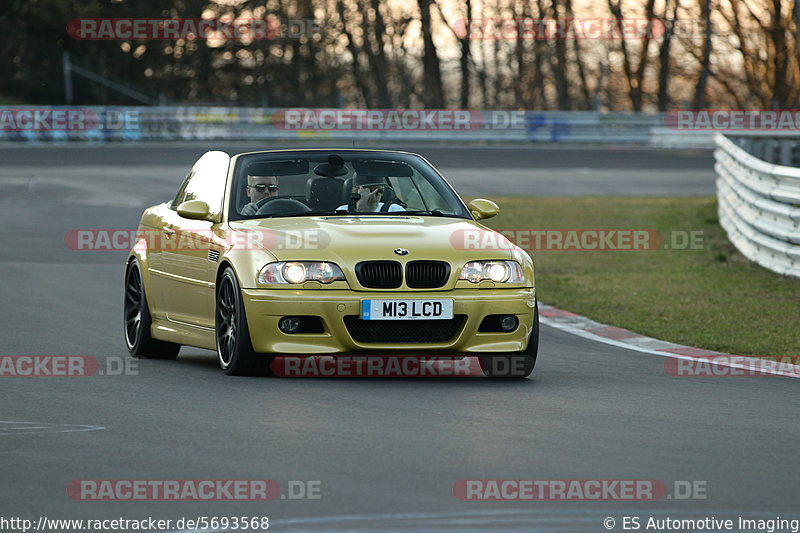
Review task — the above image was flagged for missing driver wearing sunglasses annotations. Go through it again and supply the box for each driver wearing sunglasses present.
[241,175,279,215]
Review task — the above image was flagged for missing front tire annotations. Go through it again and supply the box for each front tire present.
[216,268,273,376]
[478,301,539,378]
[124,260,181,359]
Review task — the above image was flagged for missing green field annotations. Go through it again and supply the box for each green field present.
[481,196,800,356]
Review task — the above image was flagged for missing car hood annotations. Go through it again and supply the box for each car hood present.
[228,215,526,264]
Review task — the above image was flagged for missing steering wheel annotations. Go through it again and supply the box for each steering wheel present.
[255,198,312,216]
[254,196,281,209]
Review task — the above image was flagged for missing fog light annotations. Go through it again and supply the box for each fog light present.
[499,315,519,332]
[279,316,302,334]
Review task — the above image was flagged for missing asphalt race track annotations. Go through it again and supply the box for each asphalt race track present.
[1,143,798,532]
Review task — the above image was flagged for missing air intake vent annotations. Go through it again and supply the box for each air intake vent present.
[355,261,402,289]
[208,250,220,263]
[344,315,466,343]
[405,261,450,289]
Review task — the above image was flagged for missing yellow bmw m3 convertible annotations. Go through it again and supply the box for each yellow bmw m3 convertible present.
[124,149,538,377]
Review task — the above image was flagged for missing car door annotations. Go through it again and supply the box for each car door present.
[157,151,230,329]
[139,201,180,321]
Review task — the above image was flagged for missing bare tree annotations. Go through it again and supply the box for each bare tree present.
[383,7,417,107]
[336,0,375,107]
[476,18,490,107]
[608,0,656,111]
[531,0,549,108]
[362,0,392,107]
[714,0,797,107]
[9,0,800,110]
[431,0,475,108]
[550,0,572,109]
[768,0,790,107]
[512,0,525,107]
[565,0,591,108]
[460,0,473,108]
[795,0,800,79]
[657,0,680,110]
[416,0,445,108]
[692,0,712,108]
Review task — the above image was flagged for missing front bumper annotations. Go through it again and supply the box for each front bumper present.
[240,288,537,355]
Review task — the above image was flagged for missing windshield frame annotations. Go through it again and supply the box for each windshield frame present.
[226,149,472,221]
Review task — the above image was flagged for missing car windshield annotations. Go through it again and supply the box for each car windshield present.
[228,150,471,220]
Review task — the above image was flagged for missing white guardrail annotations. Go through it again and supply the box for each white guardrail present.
[0,106,716,147]
[715,133,800,277]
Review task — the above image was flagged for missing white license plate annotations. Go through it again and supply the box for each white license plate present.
[361,299,454,320]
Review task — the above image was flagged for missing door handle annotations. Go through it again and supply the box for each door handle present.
[164,227,175,238]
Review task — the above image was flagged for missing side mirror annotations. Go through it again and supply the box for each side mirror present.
[177,200,213,221]
[468,199,500,221]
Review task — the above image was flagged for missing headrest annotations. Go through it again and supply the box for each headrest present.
[306,176,345,205]
[342,177,353,203]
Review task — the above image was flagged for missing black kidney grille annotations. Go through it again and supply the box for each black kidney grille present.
[344,315,466,343]
[406,261,450,289]
[355,261,402,289]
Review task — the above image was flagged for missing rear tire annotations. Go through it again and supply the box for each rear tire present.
[124,260,181,359]
[216,268,273,376]
[478,301,539,378]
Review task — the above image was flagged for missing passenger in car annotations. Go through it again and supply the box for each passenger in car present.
[337,184,405,213]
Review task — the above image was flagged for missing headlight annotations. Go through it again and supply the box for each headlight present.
[284,263,306,283]
[459,261,524,283]
[258,262,346,284]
